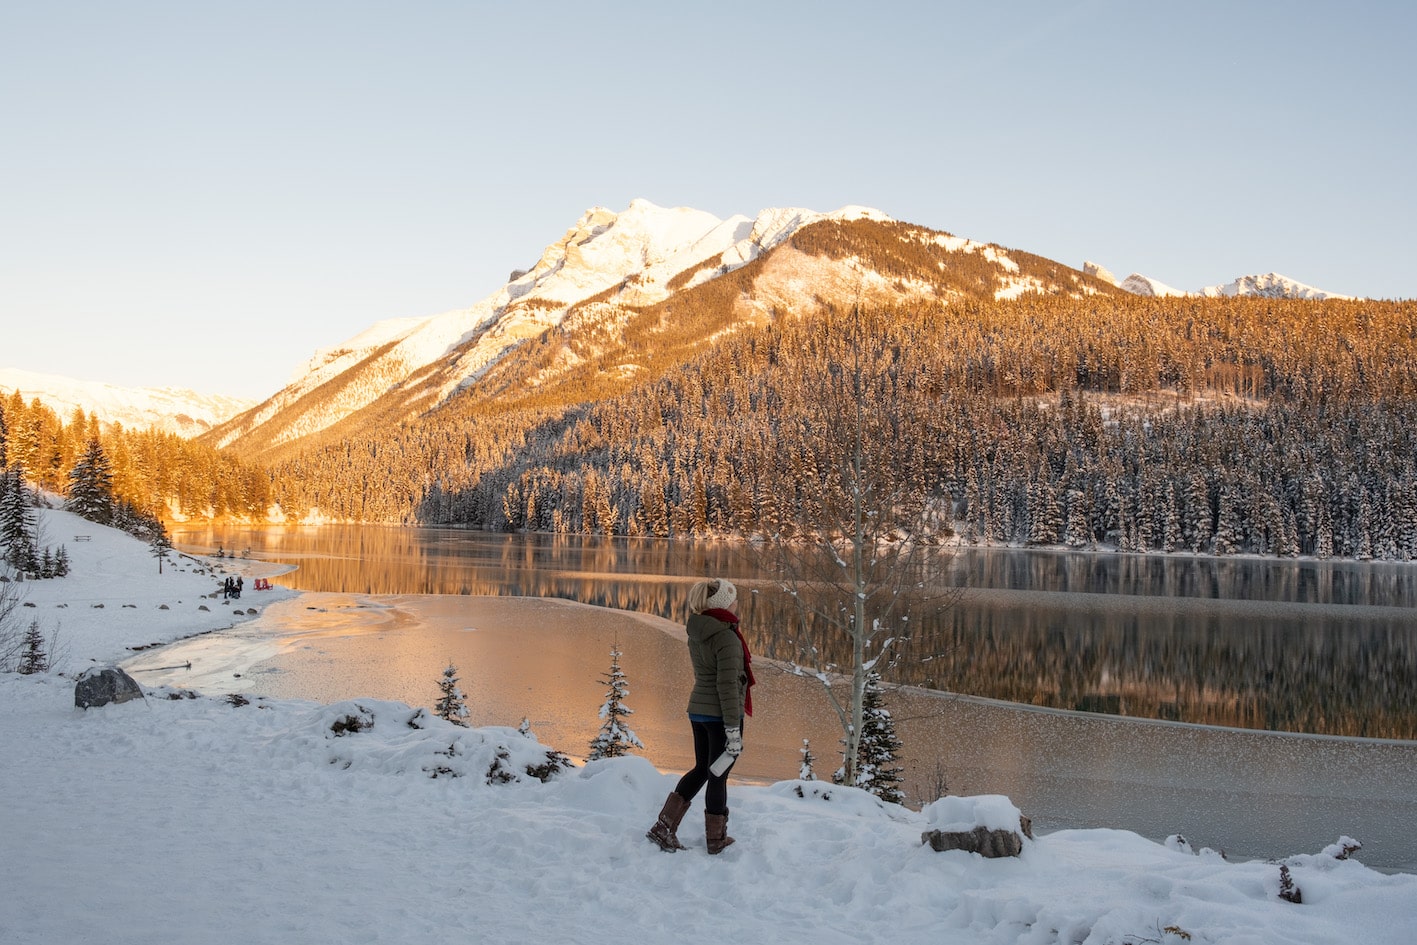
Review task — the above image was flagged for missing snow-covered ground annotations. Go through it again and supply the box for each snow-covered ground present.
[3,508,1415,945]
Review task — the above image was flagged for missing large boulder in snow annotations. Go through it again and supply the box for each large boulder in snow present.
[74,666,145,709]
[921,795,1034,858]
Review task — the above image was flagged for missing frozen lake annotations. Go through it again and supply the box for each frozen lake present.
[135,526,1417,870]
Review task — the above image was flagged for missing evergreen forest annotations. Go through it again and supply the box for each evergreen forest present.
[264,294,1417,563]
[0,389,271,527]
[6,293,1416,565]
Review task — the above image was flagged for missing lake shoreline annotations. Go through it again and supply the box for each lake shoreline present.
[125,586,1417,872]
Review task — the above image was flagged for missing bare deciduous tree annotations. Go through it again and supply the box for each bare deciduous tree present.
[753,304,963,787]
[0,576,24,671]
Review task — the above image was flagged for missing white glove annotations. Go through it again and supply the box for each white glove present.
[725,727,743,757]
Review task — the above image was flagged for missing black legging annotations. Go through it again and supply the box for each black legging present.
[674,718,736,815]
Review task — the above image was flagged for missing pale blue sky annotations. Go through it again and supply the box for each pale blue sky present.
[4,1,1414,400]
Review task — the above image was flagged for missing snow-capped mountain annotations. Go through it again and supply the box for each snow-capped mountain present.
[1199,272,1349,300]
[1118,273,1189,297]
[0,368,256,436]
[1095,266,1348,300]
[204,199,1108,461]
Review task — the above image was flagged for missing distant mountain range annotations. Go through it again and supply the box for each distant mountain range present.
[1083,262,1349,300]
[0,367,255,437]
[8,201,1352,444]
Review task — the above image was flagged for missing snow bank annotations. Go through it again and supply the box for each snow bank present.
[3,672,1415,945]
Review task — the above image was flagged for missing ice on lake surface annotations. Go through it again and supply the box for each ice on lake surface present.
[128,587,1417,873]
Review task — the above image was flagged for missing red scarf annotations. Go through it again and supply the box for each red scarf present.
[704,607,756,717]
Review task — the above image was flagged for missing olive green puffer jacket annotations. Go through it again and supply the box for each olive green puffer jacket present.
[684,612,746,728]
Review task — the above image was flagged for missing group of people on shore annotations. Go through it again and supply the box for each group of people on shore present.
[221,576,243,600]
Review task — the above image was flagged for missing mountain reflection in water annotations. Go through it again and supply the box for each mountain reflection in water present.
[175,525,1417,740]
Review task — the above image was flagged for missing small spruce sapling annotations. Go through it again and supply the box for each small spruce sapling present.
[18,619,48,674]
[150,529,174,574]
[834,669,906,805]
[799,738,817,780]
[435,663,470,727]
[587,644,643,760]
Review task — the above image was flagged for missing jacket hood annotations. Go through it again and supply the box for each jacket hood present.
[686,612,731,644]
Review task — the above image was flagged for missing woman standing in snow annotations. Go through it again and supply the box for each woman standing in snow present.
[646,578,755,854]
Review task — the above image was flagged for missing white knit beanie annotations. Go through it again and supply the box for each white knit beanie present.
[704,579,738,611]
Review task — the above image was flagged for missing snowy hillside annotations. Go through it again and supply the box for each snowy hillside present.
[0,367,255,436]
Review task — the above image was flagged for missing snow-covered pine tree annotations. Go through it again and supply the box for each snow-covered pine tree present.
[434,663,470,727]
[65,438,115,526]
[834,670,905,805]
[1160,483,1182,553]
[1186,473,1212,553]
[1213,486,1240,556]
[18,619,48,674]
[150,528,173,574]
[1,466,38,573]
[587,645,643,760]
[1027,475,1062,546]
[799,738,817,781]
[1063,488,1090,548]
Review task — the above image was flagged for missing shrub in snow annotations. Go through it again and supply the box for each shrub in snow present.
[1164,834,1194,855]
[330,706,375,736]
[1322,836,1362,861]
[770,779,914,821]
[467,738,569,783]
[313,701,570,785]
[1277,863,1303,904]
[522,749,572,783]
[428,743,459,779]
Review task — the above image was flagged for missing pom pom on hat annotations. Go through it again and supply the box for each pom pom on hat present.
[705,580,737,611]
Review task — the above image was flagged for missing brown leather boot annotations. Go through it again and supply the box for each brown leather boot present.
[646,792,691,851]
[705,810,735,854]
